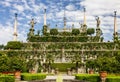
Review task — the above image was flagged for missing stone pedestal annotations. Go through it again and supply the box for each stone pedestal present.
[67,68,71,75]
[55,68,59,75]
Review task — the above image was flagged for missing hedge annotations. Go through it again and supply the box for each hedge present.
[106,77,120,82]
[75,74,100,82]
[51,63,75,72]
[75,74,120,82]
[0,75,15,82]
[21,73,46,81]
[4,41,22,50]
[28,36,89,42]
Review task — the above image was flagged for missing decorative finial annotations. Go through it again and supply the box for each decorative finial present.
[15,13,17,17]
[114,11,117,16]
[44,8,46,13]
[84,7,86,12]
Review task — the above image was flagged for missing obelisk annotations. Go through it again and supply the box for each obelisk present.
[114,11,117,36]
[13,13,18,41]
[44,8,47,25]
[63,10,66,30]
[83,8,86,25]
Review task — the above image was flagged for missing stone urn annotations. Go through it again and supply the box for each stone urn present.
[89,69,94,74]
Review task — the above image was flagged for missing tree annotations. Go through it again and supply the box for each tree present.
[0,44,4,50]
[72,29,80,35]
[87,28,95,35]
[96,56,117,73]
[50,28,58,35]
[0,55,11,72]
[10,56,27,72]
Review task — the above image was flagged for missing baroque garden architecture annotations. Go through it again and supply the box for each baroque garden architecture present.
[0,9,120,74]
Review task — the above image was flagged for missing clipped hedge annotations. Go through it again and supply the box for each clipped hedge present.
[21,73,46,81]
[51,63,75,72]
[75,74,100,82]
[4,41,22,50]
[28,36,89,42]
[75,74,120,82]
[0,75,15,82]
[106,77,120,82]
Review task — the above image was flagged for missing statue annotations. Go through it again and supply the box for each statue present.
[30,19,36,29]
[95,16,100,27]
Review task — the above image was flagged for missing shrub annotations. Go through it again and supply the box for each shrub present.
[0,75,15,82]
[50,28,58,35]
[72,29,80,35]
[87,28,95,35]
[5,41,22,50]
[21,73,46,81]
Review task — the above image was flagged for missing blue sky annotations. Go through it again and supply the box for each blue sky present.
[0,0,120,44]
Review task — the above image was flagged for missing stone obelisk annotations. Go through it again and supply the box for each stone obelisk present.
[83,8,86,25]
[44,8,47,25]
[13,13,18,41]
[114,11,117,37]
[63,10,66,30]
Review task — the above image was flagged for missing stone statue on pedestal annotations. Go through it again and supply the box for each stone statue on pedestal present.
[96,16,100,28]
[30,19,36,29]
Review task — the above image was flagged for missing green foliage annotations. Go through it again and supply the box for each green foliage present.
[106,77,120,82]
[0,75,15,82]
[0,53,27,72]
[0,55,11,72]
[50,28,58,35]
[86,60,97,69]
[76,74,120,82]
[87,28,95,35]
[10,56,27,72]
[59,32,71,36]
[51,63,75,72]
[21,73,46,81]
[75,74,100,82]
[0,44,4,50]
[28,36,88,42]
[96,56,118,73]
[5,41,22,50]
[72,29,80,35]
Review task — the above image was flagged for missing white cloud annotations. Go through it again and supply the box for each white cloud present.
[66,4,76,11]
[13,4,25,12]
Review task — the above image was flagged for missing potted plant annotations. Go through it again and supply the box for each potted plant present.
[10,56,26,79]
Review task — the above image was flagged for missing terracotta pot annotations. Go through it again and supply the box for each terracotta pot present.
[30,70,35,74]
[89,70,94,74]
[99,71,107,78]
[14,71,21,79]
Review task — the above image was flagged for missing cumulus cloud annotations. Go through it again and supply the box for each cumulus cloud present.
[0,0,120,44]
